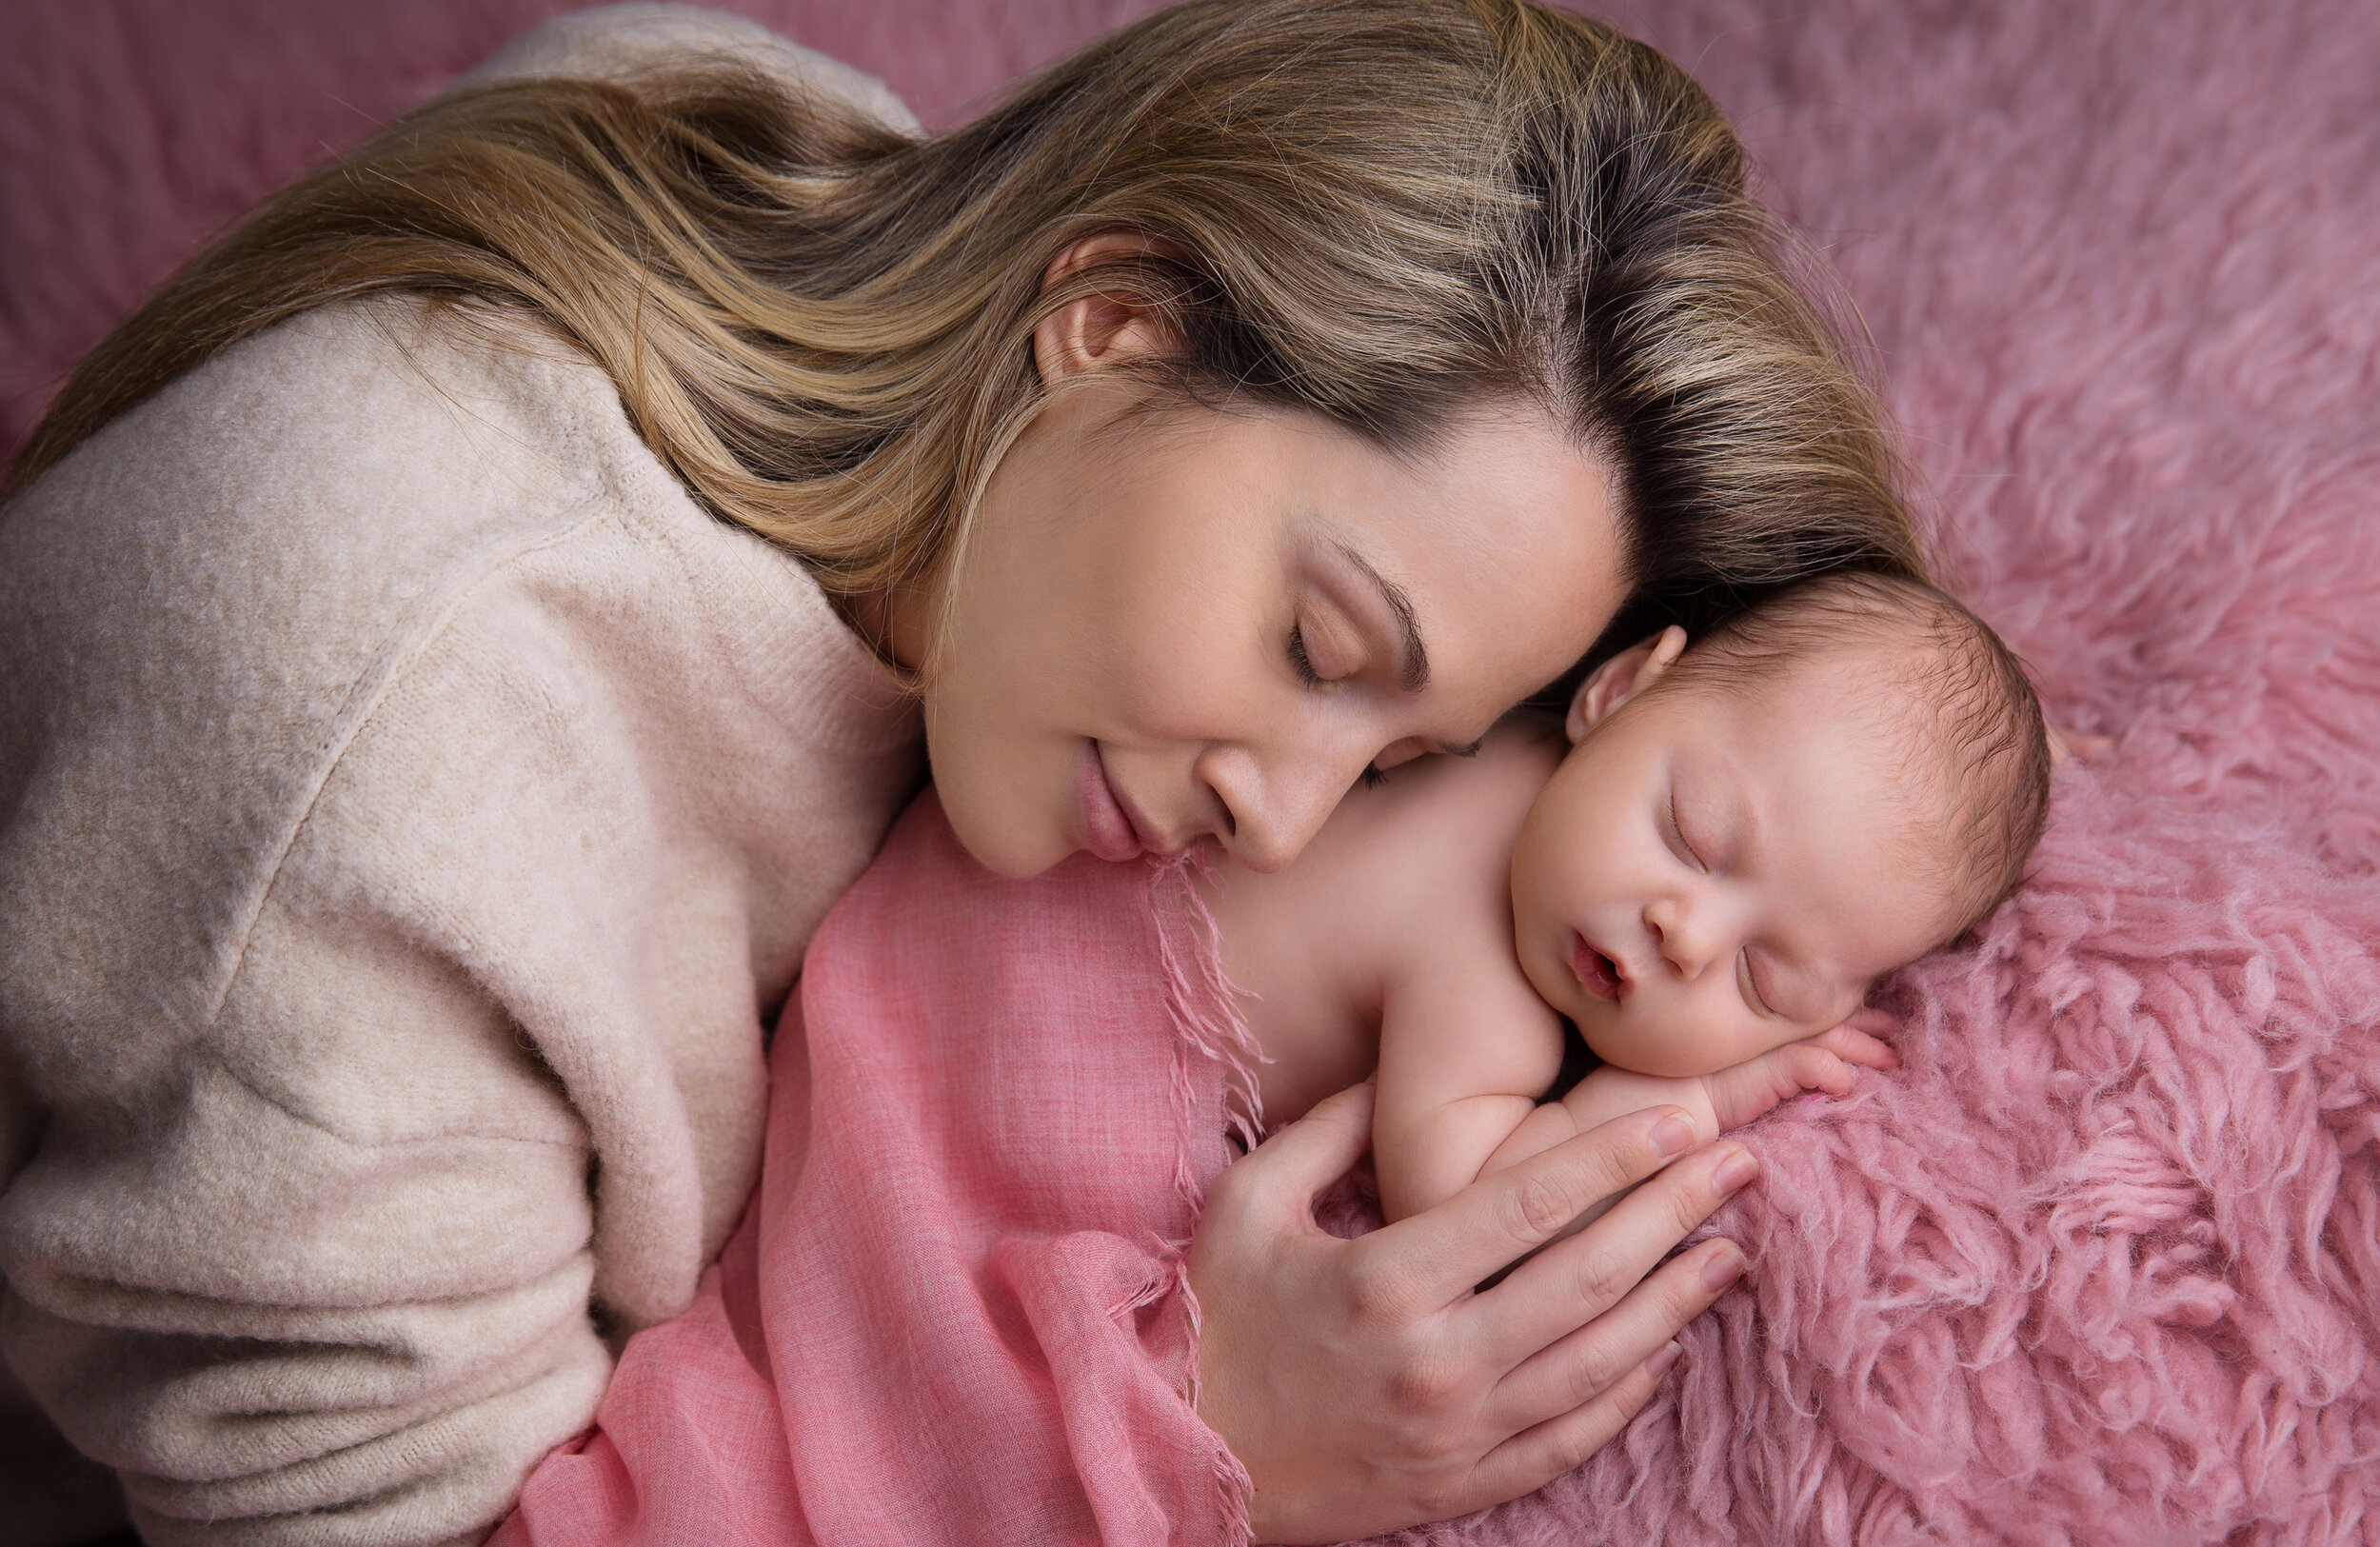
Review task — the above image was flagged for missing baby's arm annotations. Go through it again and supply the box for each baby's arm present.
[1372,962,1569,1222]
[1479,1022,1898,1181]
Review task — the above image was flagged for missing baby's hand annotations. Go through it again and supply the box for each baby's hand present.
[1697,1022,1897,1132]
[2047,723,2116,764]
[1529,1021,1896,1186]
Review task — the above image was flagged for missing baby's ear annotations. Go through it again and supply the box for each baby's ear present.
[1567,625,1688,744]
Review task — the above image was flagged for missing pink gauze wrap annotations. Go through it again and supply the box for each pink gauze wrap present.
[492,791,1263,1547]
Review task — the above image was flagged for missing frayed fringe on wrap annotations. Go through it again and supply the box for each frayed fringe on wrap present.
[1147,851,1263,1547]
[1102,1252,1257,1547]
[1149,851,1267,1211]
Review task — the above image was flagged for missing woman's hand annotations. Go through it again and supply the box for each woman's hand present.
[1188,1081,1757,1543]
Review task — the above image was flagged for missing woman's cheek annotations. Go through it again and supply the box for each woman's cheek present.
[1111,606,1268,739]
[927,739,1046,878]
[916,668,1076,878]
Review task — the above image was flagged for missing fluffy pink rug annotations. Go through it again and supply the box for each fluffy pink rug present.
[7,2,2375,1544]
[1391,4,2380,1543]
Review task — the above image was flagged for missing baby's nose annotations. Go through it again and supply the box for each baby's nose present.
[1648,897,1722,978]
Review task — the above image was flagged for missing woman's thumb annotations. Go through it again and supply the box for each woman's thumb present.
[1239,1078,1375,1201]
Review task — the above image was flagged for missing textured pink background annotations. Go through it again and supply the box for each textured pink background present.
[0,0,1191,455]
[7,3,2377,1543]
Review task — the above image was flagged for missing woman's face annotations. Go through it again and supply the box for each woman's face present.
[911,378,1627,877]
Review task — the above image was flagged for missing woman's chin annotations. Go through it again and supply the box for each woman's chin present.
[934,789,1072,880]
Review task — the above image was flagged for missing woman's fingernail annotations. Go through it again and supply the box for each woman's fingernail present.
[1713,1145,1759,1194]
[1645,1339,1683,1378]
[1653,1111,1698,1156]
[1702,1246,1746,1293]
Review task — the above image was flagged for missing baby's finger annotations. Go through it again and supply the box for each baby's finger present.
[2047,723,2115,764]
[1809,1022,1897,1070]
[1776,1044,1857,1095]
[1843,1005,1898,1038]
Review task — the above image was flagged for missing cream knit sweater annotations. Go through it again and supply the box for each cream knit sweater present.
[0,19,926,1544]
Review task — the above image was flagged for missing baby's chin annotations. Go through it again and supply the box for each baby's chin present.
[1577,1020,1739,1081]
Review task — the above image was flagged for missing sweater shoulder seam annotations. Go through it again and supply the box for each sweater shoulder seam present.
[201,493,617,1025]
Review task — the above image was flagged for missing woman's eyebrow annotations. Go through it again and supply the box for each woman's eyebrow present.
[1333,542,1429,692]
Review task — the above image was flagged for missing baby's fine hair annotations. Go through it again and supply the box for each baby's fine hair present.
[1657,571,2053,939]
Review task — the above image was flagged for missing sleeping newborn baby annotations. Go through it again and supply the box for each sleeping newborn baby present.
[1200,570,2053,1221]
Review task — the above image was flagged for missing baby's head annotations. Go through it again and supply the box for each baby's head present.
[1510,572,2051,1078]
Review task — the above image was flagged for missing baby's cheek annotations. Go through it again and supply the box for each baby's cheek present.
[1596,1005,1773,1081]
[1735,1016,1821,1071]
[1580,1013,1688,1079]
[1509,896,1576,1008]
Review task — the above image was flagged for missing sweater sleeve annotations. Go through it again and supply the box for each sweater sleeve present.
[0,22,918,1546]
[0,333,613,1547]
[0,326,909,1547]
[0,201,912,1547]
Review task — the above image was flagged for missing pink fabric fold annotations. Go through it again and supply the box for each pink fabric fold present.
[494,792,1254,1547]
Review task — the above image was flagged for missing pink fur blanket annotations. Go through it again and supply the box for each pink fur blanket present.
[9,2,2377,1544]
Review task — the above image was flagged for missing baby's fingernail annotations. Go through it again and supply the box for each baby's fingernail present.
[1645,1339,1683,1378]
[1702,1247,1746,1293]
[1713,1145,1759,1194]
[1653,1110,1698,1157]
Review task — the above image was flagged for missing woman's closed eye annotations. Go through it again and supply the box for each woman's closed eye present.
[1287,606,1364,688]
[1287,623,1324,686]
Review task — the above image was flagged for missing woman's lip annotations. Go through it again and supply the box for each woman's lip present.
[1571,932,1627,1002]
[1077,741,1147,863]
[1112,778,1180,858]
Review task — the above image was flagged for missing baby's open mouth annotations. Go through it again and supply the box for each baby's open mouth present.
[1570,933,1625,1002]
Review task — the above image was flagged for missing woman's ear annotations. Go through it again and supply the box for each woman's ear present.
[1566,625,1688,744]
[1031,230,1185,386]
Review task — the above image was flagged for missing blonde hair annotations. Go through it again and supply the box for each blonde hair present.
[10,0,1925,648]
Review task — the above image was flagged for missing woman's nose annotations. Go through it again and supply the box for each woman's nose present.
[1196,742,1359,874]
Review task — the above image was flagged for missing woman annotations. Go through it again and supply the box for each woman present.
[0,3,1919,1542]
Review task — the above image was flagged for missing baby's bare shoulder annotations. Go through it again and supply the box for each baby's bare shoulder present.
[1201,715,1560,967]
[1318,716,1563,954]
[1355,715,1565,857]
[1198,716,1563,1113]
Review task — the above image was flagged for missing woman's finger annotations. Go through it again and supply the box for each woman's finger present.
[1469,1138,1755,1369]
[1462,1241,1731,1508]
[1468,1345,1674,1507]
[1362,1106,1700,1308]
[1484,1236,1739,1430]
[1208,1077,1376,1226]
